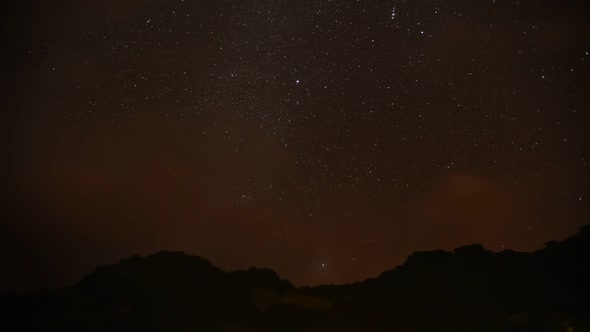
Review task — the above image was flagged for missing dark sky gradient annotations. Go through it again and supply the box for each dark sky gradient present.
[1,0,589,291]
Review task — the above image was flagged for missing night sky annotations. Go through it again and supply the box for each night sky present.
[1,0,589,292]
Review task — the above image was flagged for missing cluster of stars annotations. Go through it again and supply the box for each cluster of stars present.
[3,0,589,288]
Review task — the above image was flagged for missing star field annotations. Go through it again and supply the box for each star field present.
[0,0,589,290]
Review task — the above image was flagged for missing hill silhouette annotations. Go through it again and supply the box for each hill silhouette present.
[2,225,589,331]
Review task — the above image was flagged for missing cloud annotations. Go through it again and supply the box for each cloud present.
[407,173,536,251]
[1,112,321,289]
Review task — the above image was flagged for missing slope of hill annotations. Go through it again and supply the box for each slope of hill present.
[2,225,589,331]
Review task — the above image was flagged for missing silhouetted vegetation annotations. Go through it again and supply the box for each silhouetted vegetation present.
[2,225,589,331]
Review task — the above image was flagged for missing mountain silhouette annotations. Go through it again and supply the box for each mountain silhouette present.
[2,225,589,331]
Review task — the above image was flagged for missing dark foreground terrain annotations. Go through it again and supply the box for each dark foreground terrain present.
[2,225,589,331]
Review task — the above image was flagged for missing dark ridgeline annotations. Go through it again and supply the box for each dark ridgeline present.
[2,225,589,331]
